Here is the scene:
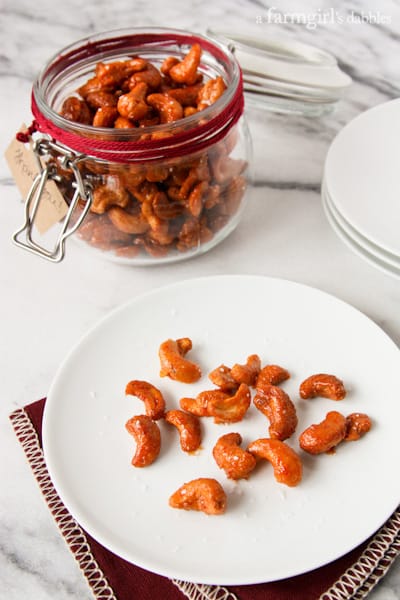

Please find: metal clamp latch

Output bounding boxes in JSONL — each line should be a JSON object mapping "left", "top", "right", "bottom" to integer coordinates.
{"left": 13, "top": 137, "right": 92, "bottom": 262}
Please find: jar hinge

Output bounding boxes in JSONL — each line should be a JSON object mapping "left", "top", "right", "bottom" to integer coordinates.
{"left": 12, "top": 137, "right": 92, "bottom": 262}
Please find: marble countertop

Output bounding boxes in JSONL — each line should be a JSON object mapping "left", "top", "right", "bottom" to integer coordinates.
{"left": 1, "top": 0, "right": 399, "bottom": 598}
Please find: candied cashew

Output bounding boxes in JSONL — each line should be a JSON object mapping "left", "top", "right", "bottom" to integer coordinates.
{"left": 78, "top": 213, "right": 132, "bottom": 249}
{"left": 208, "top": 364, "right": 238, "bottom": 392}
{"left": 159, "top": 338, "right": 201, "bottom": 383}
{"left": 179, "top": 156, "right": 210, "bottom": 199}
{"left": 344, "top": 413, "right": 372, "bottom": 441}
{"left": 184, "top": 106, "right": 198, "bottom": 117}
{"left": 85, "top": 90, "right": 117, "bottom": 109}
{"left": 160, "top": 55, "right": 179, "bottom": 75}
{"left": 247, "top": 438, "right": 303, "bottom": 487}
{"left": 231, "top": 354, "right": 261, "bottom": 387}
{"left": 167, "top": 84, "right": 203, "bottom": 106}
{"left": 108, "top": 205, "right": 150, "bottom": 234}
{"left": 78, "top": 76, "right": 110, "bottom": 98}
{"left": 169, "top": 477, "right": 226, "bottom": 515}
{"left": 165, "top": 409, "right": 202, "bottom": 452}
{"left": 129, "top": 62, "right": 162, "bottom": 90}
{"left": 95, "top": 59, "right": 147, "bottom": 88}
{"left": 91, "top": 179, "right": 130, "bottom": 214}
{"left": 256, "top": 364, "right": 290, "bottom": 390}
{"left": 60, "top": 97, "right": 92, "bottom": 124}
{"left": 213, "top": 432, "right": 256, "bottom": 480}
{"left": 114, "top": 116, "right": 135, "bottom": 128}
{"left": 254, "top": 385, "right": 298, "bottom": 441}
{"left": 125, "top": 380, "right": 166, "bottom": 420}
{"left": 204, "top": 184, "right": 220, "bottom": 209}
{"left": 180, "top": 386, "right": 250, "bottom": 424}
{"left": 187, "top": 180, "right": 208, "bottom": 217}
{"left": 141, "top": 201, "right": 174, "bottom": 246}
{"left": 197, "top": 76, "right": 226, "bottom": 110}
{"left": 299, "top": 374, "right": 346, "bottom": 400}
{"left": 152, "top": 191, "right": 184, "bottom": 219}
{"left": 299, "top": 411, "right": 347, "bottom": 454}
{"left": 145, "top": 166, "right": 169, "bottom": 183}
{"left": 117, "top": 82, "right": 149, "bottom": 121}
{"left": 209, "top": 383, "right": 251, "bottom": 424}
{"left": 180, "top": 389, "right": 229, "bottom": 417}
{"left": 147, "top": 93, "right": 184, "bottom": 123}
{"left": 125, "top": 415, "right": 161, "bottom": 467}
{"left": 169, "top": 43, "right": 202, "bottom": 85}
{"left": 92, "top": 106, "right": 119, "bottom": 127}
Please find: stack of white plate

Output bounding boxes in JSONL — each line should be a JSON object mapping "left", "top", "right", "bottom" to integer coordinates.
{"left": 323, "top": 99, "right": 400, "bottom": 279}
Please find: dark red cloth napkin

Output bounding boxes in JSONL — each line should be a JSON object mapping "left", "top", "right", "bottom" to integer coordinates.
{"left": 10, "top": 399, "right": 400, "bottom": 600}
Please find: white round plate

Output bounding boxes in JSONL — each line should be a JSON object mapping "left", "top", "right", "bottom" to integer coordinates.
{"left": 322, "top": 188, "right": 400, "bottom": 280}
{"left": 43, "top": 276, "right": 400, "bottom": 585}
{"left": 323, "top": 182, "right": 400, "bottom": 270}
{"left": 324, "top": 99, "right": 400, "bottom": 257}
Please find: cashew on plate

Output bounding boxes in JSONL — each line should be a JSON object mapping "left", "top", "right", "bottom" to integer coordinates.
{"left": 165, "top": 409, "right": 202, "bottom": 452}
{"left": 159, "top": 337, "right": 201, "bottom": 383}
{"left": 169, "top": 477, "right": 227, "bottom": 515}
{"left": 247, "top": 438, "right": 303, "bottom": 487}
{"left": 180, "top": 383, "right": 251, "bottom": 423}
{"left": 299, "top": 373, "right": 346, "bottom": 401}
{"left": 344, "top": 412, "right": 372, "bottom": 441}
{"left": 213, "top": 432, "right": 256, "bottom": 480}
{"left": 253, "top": 384, "right": 298, "bottom": 441}
{"left": 125, "top": 380, "right": 166, "bottom": 420}
{"left": 299, "top": 410, "right": 347, "bottom": 454}
{"left": 125, "top": 415, "right": 161, "bottom": 467}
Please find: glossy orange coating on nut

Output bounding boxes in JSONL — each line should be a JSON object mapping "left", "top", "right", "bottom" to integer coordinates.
{"left": 253, "top": 385, "right": 298, "bottom": 441}
{"left": 197, "top": 76, "right": 227, "bottom": 110}
{"left": 179, "top": 384, "right": 251, "bottom": 424}
{"left": 256, "top": 364, "right": 290, "bottom": 390}
{"left": 213, "top": 432, "right": 257, "bottom": 480}
{"left": 167, "top": 83, "right": 203, "bottom": 106}
{"left": 299, "top": 374, "right": 346, "bottom": 400}
{"left": 146, "top": 93, "right": 184, "bottom": 123}
{"left": 247, "top": 438, "right": 303, "bottom": 487}
{"left": 129, "top": 62, "right": 162, "bottom": 91}
{"left": 125, "top": 415, "right": 161, "bottom": 467}
{"left": 169, "top": 477, "right": 226, "bottom": 515}
{"left": 85, "top": 90, "right": 118, "bottom": 109}
{"left": 164, "top": 409, "right": 202, "bottom": 452}
{"left": 230, "top": 354, "right": 261, "bottom": 387}
{"left": 92, "top": 106, "right": 119, "bottom": 127}
{"left": 344, "top": 412, "right": 372, "bottom": 441}
{"left": 180, "top": 389, "right": 229, "bottom": 417}
{"left": 299, "top": 411, "right": 347, "bottom": 455}
{"left": 60, "top": 97, "right": 92, "bottom": 124}
{"left": 117, "top": 82, "right": 149, "bottom": 121}
{"left": 125, "top": 380, "right": 166, "bottom": 420}
{"left": 159, "top": 338, "right": 201, "bottom": 383}
{"left": 208, "top": 364, "right": 238, "bottom": 392}
{"left": 209, "top": 383, "right": 251, "bottom": 424}
{"left": 169, "top": 43, "right": 202, "bottom": 85}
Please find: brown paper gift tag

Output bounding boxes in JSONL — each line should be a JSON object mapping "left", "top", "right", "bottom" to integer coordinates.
{"left": 5, "top": 131, "right": 68, "bottom": 234}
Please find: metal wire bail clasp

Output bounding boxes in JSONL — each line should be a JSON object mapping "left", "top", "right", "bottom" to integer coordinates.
{"left": 12, "top": 137, "right": 92, "bottom": 262}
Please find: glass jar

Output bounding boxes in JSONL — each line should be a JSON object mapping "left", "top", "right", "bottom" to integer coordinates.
{"left": 15, "top": 28, "right": 251, "bottom": 264}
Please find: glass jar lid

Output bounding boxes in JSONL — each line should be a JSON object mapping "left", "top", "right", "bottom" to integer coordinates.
{"left": 208, "top": 30, "right": 352, "bottom": 115}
